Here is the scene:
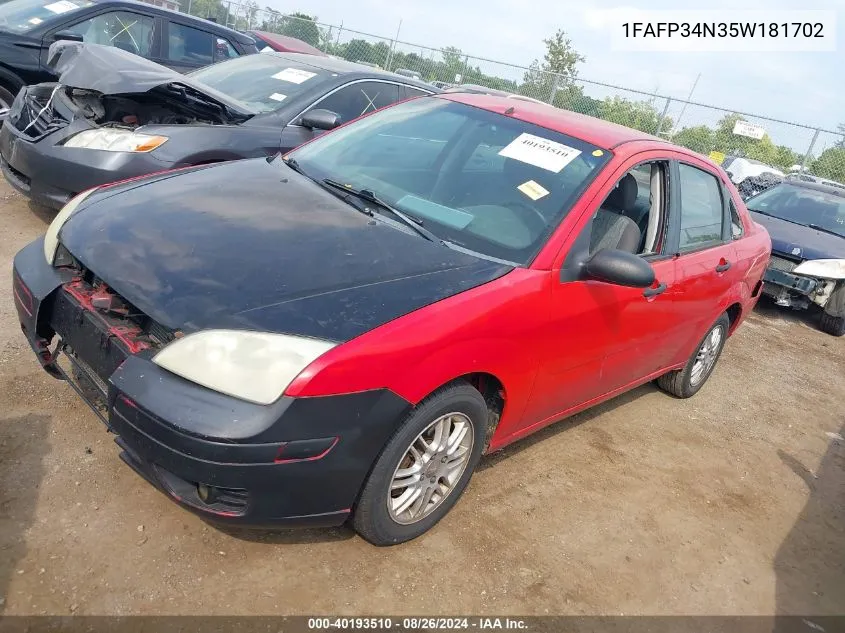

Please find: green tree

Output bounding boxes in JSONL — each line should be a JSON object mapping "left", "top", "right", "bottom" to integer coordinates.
{"left": 279, "top": 12, "right": 320, "bottom": 47}
{"left": 811, "top": 147, "right": 845, "bottom": 182}
{"left": 597, "top": 96, "right": 672, "bottom": 135}
{"left": 673, "top": 125, "right": 715, "bottom": 155}
{"left": 520, "top": 29, "right": 584, "bottom": 102}
{"left": 342, "top": 39, "right": 372, "bottom": 63}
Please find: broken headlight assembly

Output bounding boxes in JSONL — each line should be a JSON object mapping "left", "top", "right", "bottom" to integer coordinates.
{"left": 792, "top": 259, "right": 845, "bottom": 279}
{"left": 63, "top": 129, "right": 168, "bottom": 153}
{"left": 43, "top": 188, "right": 97, "bottom": 265}
{"left": 152, "top": 330, "right": 336, "bottom": 405}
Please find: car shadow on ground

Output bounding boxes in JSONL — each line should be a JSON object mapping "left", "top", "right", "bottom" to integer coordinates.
{"left": 26, "top": 200, "right": 55, "bottom": 226}
{"left": 754, "top": 296, "right": 823, "bottom": 332}
{"left": 213, "top": 523, "right": 356, "bottom": 545}
{"left": 0, "top": 414, "right": 51, "bottom": 613}
{"left": 478, "top": 383, "right": 656, "bottom": 471}
{"left": 773, "top": 422, "right": 845, "bottom": 622}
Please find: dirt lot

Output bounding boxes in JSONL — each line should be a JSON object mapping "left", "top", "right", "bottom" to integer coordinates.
{"left": 0, "top": 178, "right": 843, "bottom": 616}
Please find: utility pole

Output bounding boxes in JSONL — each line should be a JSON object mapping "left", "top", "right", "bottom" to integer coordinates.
{"left": 672, "top": 72, "right": 701, "bottom": 137}
{"left": 384, "top": 19, "right": 402, "bottom": 70}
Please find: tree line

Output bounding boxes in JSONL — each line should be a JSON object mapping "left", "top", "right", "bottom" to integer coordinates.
{"left": 182, "top": 0, "right": 845, "bottom": 183}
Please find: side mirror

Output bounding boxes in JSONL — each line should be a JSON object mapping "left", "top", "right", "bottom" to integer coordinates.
{"left": 52, "top": 30, "right": 84, "bottom": 43}
{"left": 581, "top": 249, "right": 655, "bottom": 288}
{"left": 300, "top": 108, "right": 341, "bottom": 131}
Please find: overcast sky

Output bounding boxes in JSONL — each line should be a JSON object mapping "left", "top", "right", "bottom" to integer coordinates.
{"left": 265, "top": 0, "right": 844, "bottom": 153}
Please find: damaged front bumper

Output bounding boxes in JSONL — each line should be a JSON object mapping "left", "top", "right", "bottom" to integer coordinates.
{"left": 0, "top": 86, "right": 175, "bottom": 210}
{"left": 12, "top": 237, "right": 412, "bottom": 528}
{"left": 761, "top": 267, "right": 818, "bottom": 309}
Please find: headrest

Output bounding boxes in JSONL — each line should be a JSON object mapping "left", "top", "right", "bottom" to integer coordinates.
{"left": 606, "top": 173, "right": 638, "bottom": 210}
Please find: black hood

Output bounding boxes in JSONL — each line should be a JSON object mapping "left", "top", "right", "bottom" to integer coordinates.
{"left": 750, "top": 211, "right": 845, "bottom": 260}
{"left": 47, "top": 40, "right": 254, "bottom": 117}
{"left": 59, "top": 159, "right": 512, "bottom": 342}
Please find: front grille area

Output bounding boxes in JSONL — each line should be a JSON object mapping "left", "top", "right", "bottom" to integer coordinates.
{"left": 50, "top": 261, "right": 177, "bottom": 387}
{"left": 12, "top": 89, "right": 68, "bottom": 140}
{"left": 769, "top": 255, "right": 800, "bottom": 273}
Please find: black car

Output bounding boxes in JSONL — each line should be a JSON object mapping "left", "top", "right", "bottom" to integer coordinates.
{"left": 0, "top": 0, "right": 257, "bottom": 112}
{"left": 0, "top": 43, "right": 436, "bottom": 209}
{"left": 748, "top": 179, "right": 845, "bottom": 335}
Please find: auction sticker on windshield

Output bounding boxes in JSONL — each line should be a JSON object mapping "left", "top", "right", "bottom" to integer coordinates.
{"left": 44, "top": 0, "right": 79, "bottom": 13}
{"left": 499, "top": 133, "right": 582, "bottom": 173}
{"left": 272, "top": 68, "right": 317, "bottom": 84}
{"left": 269, "top": 93, "right": 287, "bottom": 101}
{"left": 517, "top": 180, "right": 550, "bottom": 201}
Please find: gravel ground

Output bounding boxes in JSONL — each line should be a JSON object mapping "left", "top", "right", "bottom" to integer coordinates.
{"left": 0, "top": 179, "right": 843, "bottom": 615}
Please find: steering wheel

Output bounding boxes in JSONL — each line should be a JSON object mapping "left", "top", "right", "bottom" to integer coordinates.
{"left": 502, "top": 200, "right": 548, "bottom": 230}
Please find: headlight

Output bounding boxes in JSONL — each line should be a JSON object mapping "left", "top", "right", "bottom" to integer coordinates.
{"left": 152, "top": 330, "right": 336, "bottom": 405}
{"left": 793, "top": 259, "right": 845, "bottom": 280}
{"left": 63, "top": 129, "right": 168, "bottom": 152}
{"left": 43, "top": 188, "right": 97, "bottom": 265}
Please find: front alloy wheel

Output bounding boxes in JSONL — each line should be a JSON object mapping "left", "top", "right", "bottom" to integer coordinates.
{"left": 388, "top": 412, "right": 474, "bottom": 524}
{"left": 353, "top": 382, "right": 488, "bottom": 545}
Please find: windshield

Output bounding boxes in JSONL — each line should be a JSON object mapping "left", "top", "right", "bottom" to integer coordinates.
{"left": 289, "top": 98, "right": 612, "bottom": 264}
{"left": 188, "top": 54, "right": 330, "bottom": 114}
{"left": 0, "top": 0, "right": 92, "bottom": 33}
{"left": 747, "top": 183, "right": 845, "bottom": 238}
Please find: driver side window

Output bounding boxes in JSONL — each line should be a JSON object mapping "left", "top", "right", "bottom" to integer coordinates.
{"left": 64, "top": 11, "right": 155, "bottom": 57}
{"left": 582, "top": 161, "right": 668, "bottom": 257}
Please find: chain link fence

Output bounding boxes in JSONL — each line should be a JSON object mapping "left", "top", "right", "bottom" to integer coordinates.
{"left": 182, "top": 1, "right": 845, "bottom": 184}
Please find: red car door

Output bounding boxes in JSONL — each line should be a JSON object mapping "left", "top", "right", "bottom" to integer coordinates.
{"left": 519, "top": 154, "right": 684, "bottom": 430}
{"left": 667, "top": 160, "right": 741, "bottom": 358}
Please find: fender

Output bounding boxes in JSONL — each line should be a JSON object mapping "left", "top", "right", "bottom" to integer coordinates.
{"left": 286, "top": 268, "right": 550, "bottom": 431}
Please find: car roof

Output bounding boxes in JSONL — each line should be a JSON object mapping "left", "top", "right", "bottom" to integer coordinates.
{"left": 779, "top": 178, "right": 845, "bottom": 198}
{"left": 261, "top": 52, "right": 438, "bottom": 90}
{"left": 247, "top": 30, "right": 326, "bottom": 56}
{"left": 439, "top": 92, "right": 667, "bottom": 150}
{"left": 89, "top": 0, "right": 254, "bottom": 43}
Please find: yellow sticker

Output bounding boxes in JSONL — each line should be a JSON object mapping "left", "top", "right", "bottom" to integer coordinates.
{"left": 709, "top": 150, "right": 726, "bottom": 165}
{"left": 517, "top": 180, "right": 550, "bottom": 201}
{"left": 592, "top": 149, "right": 604, "bottom": 157}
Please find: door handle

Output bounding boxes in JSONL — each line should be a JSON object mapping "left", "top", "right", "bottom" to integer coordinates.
{"left": 643, "top": 282, "right": 667, "bottom": 298}
{"left": 715, "top": 259, "right": 732, "bottom": 273}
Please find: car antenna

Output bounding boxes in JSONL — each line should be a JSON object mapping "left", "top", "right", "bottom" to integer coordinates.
{"left": 504, "top": 106, "right": 515, "bottom": 115}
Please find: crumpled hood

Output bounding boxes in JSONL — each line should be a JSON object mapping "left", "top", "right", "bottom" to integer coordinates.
{"left": 751, "top": 211, "right": 845, "bottom": 261}
{"left": 47, "top": 40, "right": 254, "bottom": 116}
{"left": 59, "top": 158, "right": 512, "bottom": 342}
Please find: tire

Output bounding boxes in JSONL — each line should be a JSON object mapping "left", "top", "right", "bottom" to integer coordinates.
{"left": 657, "top": 312, "right": 730, "bottom": 399}
{"left": 819, "top": 309, "right": 845, "bottom": 336}
{"left": 353, "top": 382, "right": 488, "bottom": 546}
{"left": 0, "top": 84, "right": 16, "bottom": 113}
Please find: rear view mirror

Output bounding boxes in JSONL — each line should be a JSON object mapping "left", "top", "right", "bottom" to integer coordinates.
{"left": 300, "top": 108, "right": 341, "bottom": 131}
{"left": 581, "top": 249, "right": 655, "bottom": 288}
{"left": 52, "top": 30, "right": 84, "bottom": 43}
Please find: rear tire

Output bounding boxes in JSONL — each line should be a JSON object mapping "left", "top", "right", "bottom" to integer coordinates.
{"left": 352, "top": 382, "right": 487, "bottom": 546}
{"left": 657, "top": 313, "right": 730, "bottom": 399}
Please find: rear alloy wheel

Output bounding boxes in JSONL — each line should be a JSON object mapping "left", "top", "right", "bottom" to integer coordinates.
{"left": 657, "top": 313, "right": 730, "bottom": 398}
{"left": 353, "top": 382, "right": 487, "bottom": 546}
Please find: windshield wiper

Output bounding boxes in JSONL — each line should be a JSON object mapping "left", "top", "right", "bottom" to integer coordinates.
{"left": 808, "top": 223, "right": 845, "bottom": 239}
{"left": 322, "top": 179, "right": 442, "bottom": 244}
{"left": 283, "top": 156, "right": 307, "bottom": 176}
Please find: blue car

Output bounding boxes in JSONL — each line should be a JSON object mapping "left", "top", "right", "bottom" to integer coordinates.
{"left": 748, "top": 178, "right": 845, "bottom": 335}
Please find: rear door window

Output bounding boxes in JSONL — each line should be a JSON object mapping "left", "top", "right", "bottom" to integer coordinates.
{"left": 167, "top": 22, "right": 214, "bottom": 66}
{"left": 677, "top": 163, "right": 726, "bottom": 250}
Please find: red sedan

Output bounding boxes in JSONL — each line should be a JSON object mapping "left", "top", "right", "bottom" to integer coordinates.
{"left": 12, "top": 93, "right": 771, "bottom": 545}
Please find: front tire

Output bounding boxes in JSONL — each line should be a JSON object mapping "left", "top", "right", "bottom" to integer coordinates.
{"left": 819, "top": 309, "right": 845, "bottom": 336}
{"left": 657, "top": 312, "right": 730, "bottom": 398}
{"left": 0, "top": 84, "right": 15, "bottom": 114}
{"left": 353, "top": 382, "right": 487, "bottom": 546}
